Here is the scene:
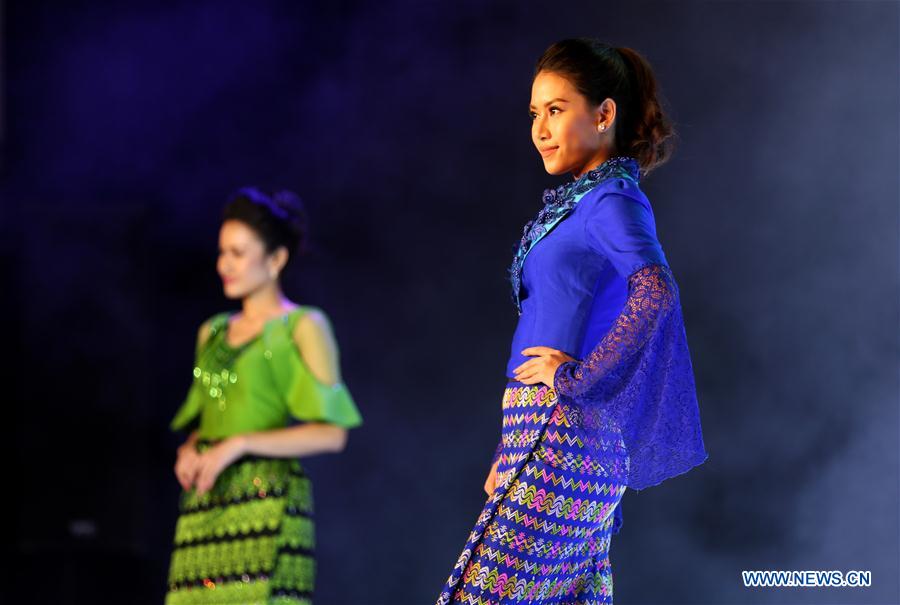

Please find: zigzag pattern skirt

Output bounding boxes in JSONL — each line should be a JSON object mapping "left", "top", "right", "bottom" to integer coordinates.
{"left": 165, "top": 440, "right": 315, "bottom": 605}
{"left": 437, "top": 380, "right": 629, "bottom": 605}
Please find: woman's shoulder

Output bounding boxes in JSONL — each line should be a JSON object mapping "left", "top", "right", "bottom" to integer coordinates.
{"left": 577, "top": 177, "right": 653, "bottom": 223}
{"left": 578, "top": 176, "right": 651, "bottom": 210}
{"left": 289, "top": 304, "right": 335, "bottom": 342}
{"left": 194, "top": 311, "right": 231, "bottom": 350}
{"left": 285, "top": 304, "right": 342, "bottom": 386}
{"left": 204, "top": 310, "right": 233, "bottom": 332}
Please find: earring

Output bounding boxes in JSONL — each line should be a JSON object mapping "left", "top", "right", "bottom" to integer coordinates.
{"left": 598, "top": 124, "right": 606, "bottom": 132}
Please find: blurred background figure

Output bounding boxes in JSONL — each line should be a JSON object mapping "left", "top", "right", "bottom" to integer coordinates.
{"left": 165, "top": 188, "right": 362, "bottom": 604}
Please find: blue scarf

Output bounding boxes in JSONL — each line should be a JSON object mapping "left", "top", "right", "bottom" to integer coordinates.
{"left": 508, "top": 155, "right": 641, "bottom": 314}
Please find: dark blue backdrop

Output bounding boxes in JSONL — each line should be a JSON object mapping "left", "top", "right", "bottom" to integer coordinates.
{"left": 3, "top": 1, "right": 898, "bottom": 604}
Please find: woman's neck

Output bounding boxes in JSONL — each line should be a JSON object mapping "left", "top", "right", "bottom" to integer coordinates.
{"left": 239, "top": 286, "right": 295, "bottom": 322}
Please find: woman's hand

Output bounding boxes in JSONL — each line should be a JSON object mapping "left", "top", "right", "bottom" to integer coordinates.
{"left": 484, "top": 458, "right": 500, "bottom": 496}
{"left": 194, "top": 436, "right": 247, "bottom": 496}
{"left": 174, "top": 435, "right": 202, "bottom": 491}
{"left": 514, "top": 346, "right": 577, "bottom": 388}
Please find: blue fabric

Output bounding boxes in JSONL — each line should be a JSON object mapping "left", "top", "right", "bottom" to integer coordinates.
{"left": 489, "top": 424, "right": 624, "bottom": 536}
{"left": 505, "top": 171, "right": 667, "bottom": 377}
{"left": 437, "top": 381, "right": 626, "bottom": 604}
{"left": 506, "top": 155, "right": 708, "bottom": 492}
{"left": 508, "top": 156, "right": 642, "bottom": 314}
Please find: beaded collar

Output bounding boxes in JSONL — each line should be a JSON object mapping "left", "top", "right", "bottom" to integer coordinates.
{"left": 508, "top": 155, "right": 641, "bottom": 315}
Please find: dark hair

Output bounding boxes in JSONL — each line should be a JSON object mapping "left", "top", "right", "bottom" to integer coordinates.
{"left": 222, "top": 187, "right": 309, "bottom": 267}
{"left": 535, "top": 38, "right": 675, "bottom": 176}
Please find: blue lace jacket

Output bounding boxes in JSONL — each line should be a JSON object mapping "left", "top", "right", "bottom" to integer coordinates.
{"left": 503, "top": 156, "right": 708, "bottom": 496}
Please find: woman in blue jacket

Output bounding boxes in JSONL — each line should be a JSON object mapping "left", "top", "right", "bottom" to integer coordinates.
{"left": 437, "top": 39, "right": 708, "bottom": 604}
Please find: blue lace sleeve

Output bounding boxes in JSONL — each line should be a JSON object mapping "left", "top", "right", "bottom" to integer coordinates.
{"left": 553, "top": 262, "right": 677, "bottom": 400}
{"left": 553, "top": 262, "right": 708, "bottom": 490}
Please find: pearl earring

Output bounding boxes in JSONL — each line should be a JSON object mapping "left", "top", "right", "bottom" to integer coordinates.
{"left": 598, "top": 124, "right": 606, "bottom": 132}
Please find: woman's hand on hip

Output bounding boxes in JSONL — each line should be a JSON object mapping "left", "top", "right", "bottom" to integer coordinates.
{"left": 514, "top": 346, "right": 577, "bottom": 388}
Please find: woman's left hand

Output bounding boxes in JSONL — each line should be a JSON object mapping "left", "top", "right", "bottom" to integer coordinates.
{"left": 194, "top": 436, "right": 247, "bottom": 496}
{"left": 514, "top": 346, "right": 577, "bottom": 388}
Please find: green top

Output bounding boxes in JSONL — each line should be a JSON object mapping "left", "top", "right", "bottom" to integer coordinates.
{"left": 170, "top": 306, "right": 363, "bottom": 439}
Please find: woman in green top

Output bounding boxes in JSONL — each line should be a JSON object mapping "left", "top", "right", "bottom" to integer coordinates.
{"left": 165, "top": 188, "right": 363, "bottom": 605}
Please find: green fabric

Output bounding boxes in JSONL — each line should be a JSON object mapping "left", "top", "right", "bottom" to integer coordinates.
{"left": 170, "top": 306, "right": 363, "bottom": 439}
{"left": 165, "top": 444, "right": 315, "bottom": 604}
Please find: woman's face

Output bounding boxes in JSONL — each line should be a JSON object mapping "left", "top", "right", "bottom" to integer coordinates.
{"left": 216, "top": 219, "right": 282, "bottom": 299}
{"left": 529, "top": 70, "right": 616, "bottom": 178}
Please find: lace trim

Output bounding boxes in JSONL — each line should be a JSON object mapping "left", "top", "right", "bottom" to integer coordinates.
{"left": 553, "top": 263, "right": 676, "bottom": 400}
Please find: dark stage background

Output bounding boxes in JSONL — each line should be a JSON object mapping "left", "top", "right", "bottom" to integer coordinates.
{"left": 2, "top": 1, "right": 898, "bottom": 604}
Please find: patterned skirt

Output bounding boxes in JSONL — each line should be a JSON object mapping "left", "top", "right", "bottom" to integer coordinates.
{"left": 165, "top": 440, "right": 315, "bottom": 605}
{"left": 437, "top": 380, "right": 629, "bottom": 605}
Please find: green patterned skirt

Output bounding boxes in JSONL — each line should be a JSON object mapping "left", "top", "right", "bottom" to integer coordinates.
{"left": 165, "top": 441, "right": 315, "bottom": 605}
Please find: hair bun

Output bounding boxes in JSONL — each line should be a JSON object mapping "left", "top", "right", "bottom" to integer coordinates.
{"left": 271, "top": 190, "right": 304, "bottom": 218}
{"left": 271, "top": 190, "right": 309, "bottom": 256}
{"left": 222, "top": 186, "right": 311, "bottom": 265}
